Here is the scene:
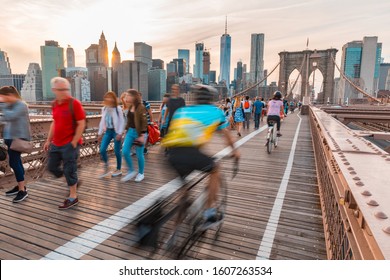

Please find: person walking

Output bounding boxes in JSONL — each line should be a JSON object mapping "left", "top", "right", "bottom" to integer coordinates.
{"left": 0, "top": 86, "right": 31, "bottom": 203}
{"left": 252, "top": 97, "right": 265, "bottom": 130}
{"left": 158, "top": 93, "right": 170, "bottom": 138}
{"left": 241, "top": 96, "right": 252, "bottom": 129}
{"left": 43, "top": 77, "right": 86, "bottom": 210}
{"left": 140, "top": 92, "right": 153, "bottom": 155}
{"left": 121, "top": 89, "right": 148, "bottom": 183}
{"left": 162, "top": 84, "right": 186, "bottom": 130}
{"left": 233, "top": 97, "right": 244, "bottom": 137}
{"left": 97, "top": 91, "right": 125, "bottom": 178}
{"left": 261, "top": 97, "right": 267, "bottom": 121}
{"left": 120, "top": 91, "right": 130, "bottom": 118}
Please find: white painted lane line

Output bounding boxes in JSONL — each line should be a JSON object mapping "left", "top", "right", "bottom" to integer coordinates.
{"left": 43, "top": 125, "right": 268, "bottom": 260}
{"left": 256, "top": 113, "right": 302, "bottom": 260}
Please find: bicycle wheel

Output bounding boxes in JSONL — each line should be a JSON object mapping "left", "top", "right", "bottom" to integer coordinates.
{"left": 267, "top": 129, "right": 273, "bottom": 154}
{"left": 176, "top": 173, "right": 228, "bottom": 259}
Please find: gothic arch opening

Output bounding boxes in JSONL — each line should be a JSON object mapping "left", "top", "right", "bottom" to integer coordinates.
{"left": 308, "top": 68, "right": 324, "bottom": 101}
{"left": 287, "top": 68, "right": 302, "bottom": 99}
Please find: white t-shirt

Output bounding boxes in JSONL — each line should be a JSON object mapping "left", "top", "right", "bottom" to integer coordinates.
{"left": 241, "top": 100, "right": 252, "bottom": 113}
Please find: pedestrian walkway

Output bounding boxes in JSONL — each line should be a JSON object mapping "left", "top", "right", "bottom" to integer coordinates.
{"left": 0, "top": 112, "right": 326, "bottom": 260}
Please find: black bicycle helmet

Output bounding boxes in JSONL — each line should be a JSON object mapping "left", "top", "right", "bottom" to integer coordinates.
{"left": 191, "top": 84, "right": 218, "bottom": 104}
{"left": 273, "top": 91, "right": 282, "bottom": 100}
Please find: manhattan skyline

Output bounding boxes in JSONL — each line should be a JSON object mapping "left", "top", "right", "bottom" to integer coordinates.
{"left": 1, "top": 0, "right": 390, "bottom": 83}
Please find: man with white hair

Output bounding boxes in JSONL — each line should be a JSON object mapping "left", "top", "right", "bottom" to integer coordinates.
{"left": 43, "top": 77, "right": 86, "bottom": 210}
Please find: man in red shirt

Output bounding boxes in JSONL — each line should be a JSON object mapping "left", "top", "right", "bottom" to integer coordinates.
{"left": 43, "top": 77, "right": 86, "bottom": 210}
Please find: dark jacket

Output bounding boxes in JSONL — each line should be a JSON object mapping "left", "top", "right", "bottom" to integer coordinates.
{"left": 126, "top": 103, "right": 148, "bottom": 136}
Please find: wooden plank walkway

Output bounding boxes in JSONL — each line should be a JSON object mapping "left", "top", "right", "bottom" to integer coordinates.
{"left": 0, "top": 113, "right": 327, "bottom": 260}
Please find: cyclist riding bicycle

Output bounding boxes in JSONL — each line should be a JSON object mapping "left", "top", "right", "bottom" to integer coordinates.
{"left": 162, "top": 84, "right": 240, "bottom": 223}
{"left": 267, "top": 91, "right": 285, "bottom": 137}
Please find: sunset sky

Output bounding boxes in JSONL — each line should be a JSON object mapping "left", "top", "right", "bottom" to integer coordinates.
{"left": 1, "top": 0, "right": 389, "bottom": 83}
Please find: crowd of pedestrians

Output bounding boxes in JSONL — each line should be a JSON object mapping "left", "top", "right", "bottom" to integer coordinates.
{"left": 1, "top": 78, "right": 298, "bottom": 210}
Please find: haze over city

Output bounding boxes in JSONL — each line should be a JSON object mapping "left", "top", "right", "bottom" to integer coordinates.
{"left": 1, "top": 0, "right": 390, "bottom": 81}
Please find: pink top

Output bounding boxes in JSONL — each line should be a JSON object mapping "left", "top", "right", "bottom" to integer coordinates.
{"left": 267, "top": 100, "right": 284, "bottom": 116}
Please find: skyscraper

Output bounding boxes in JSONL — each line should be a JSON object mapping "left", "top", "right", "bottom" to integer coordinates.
{"left": 219, "top": 17, "right": 231, "bottom": 86}
{"left": 66, "top": 45, "right": 75, "bottom": 68}
{"left": 209, "top": 71, "right": 216, "bottom": 84}
{"left": 0, "top": 74, "right": 25, "bottom": 92}
{"left": 111, "top": 42, "right": 121, "bottom": 70}
{"left": 173, "top": 58, "right": 186, "bottom": 77}
{"left": 0, "top": 49, "right": 11, "bottom": 75}
{"left": 117, "top": 60, "right": 148, "bottom": 98}
{"left": 378, "top": 63, "right": 390, "bottom": 90}
{"left": 203, "top": 50, "right": 211, "bottom": 85}
{"left": 250, "top": 33, "right": 265, "bottom": 85}
{"left": 152, "top": 59, "right": 164, "bottom": 70}
{"left": 40, "top": 40, "right": 64, "bottom": 100}
{"left": 85, "top": 32, "right": 110, "bottom": 100}
{"left": 98, "top": 31, "right": 109, "bottom": 67}
{"left": 148, "top": 68, "right": 167, "bottom": 101}
{"left": 20, "top": 63, "right": 43, "bottom": 102}
{"left": 111, "top": 42, "right": 121, "bottom": 94}
{"left": 134, "top": 42, "right": 152, "bottom": 69}
{"left": 339, "top": 36, "right": 382, "bottom": 101}
{"left": 194, "top": 43, "right": 204, "bottom": 80}
{"left": 178, "top": 49, "right": 190, "bottom": 73}
{"left": 167, "top": 62, "right": 177, "bottom": 75}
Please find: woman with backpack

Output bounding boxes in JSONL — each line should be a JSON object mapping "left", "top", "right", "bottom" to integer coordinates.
{"left": 241, "top": 95, "right": 252, "bottom": 129}
{"left": 0, "top": 86, "right": 31, "bottom": 203}
{"left": 97, "top": 91, "right": 125, "bottom": 178}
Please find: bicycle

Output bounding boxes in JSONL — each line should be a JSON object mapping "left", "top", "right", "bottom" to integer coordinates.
{"left": 132, "top": 157, "right": 239, "bottom": 259}
{"left": 266, "top": 120, "right": 279, "bottom": 154}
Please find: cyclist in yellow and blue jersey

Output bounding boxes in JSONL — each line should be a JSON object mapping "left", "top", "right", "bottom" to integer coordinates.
{"left": 162, "top": 84, "right": 240, "bottom": 222}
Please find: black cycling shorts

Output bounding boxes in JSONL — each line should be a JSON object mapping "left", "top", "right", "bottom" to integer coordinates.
{"left": 168, "top": 147, "right": 216, "bottom": 178}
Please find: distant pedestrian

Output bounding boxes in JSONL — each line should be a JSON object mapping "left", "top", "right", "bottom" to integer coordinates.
{"left": 158, "top": 93, "right": 170, "bottom": 138}
{"left": 97, "top": 91, "right": 125, "bottom": 178}
{"left": 43, "top": 77, "right": 86, "bottom": 210}
{"left": 241, "top": 96, "right": 252, "bottom": 129}
{"left": 121, "top": 89, "right": 148, "bottom": 183}
{"left": 233, "top": 97, "right": 244, "bottom": 137}
{"left": 140, "top": 92, "right": 153, "bottom": 155}
{"left": 283, "top": 99, "right": 288, "bottom": 115}
{"left": 252, "top": 97, "right": 265, "bottom": 129}
{"left": 162, "top": 84, "right": 186, "bottom": 130}
{"left": 261, "top": 97, "right": 267, "bottom": 121}
{"left": 224, "top": 98, "right": 233, "bottom": 128}
{"left": 0, "top": 86, "right": 31, "bottom": 203}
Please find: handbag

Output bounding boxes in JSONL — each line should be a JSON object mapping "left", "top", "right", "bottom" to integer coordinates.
{"left": 10, "top": 138, "right": 34, "bottom": 154}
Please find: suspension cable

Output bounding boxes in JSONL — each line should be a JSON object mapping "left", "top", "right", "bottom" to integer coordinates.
{"left": 231, "top": 57, "right": 283, "bottom": 98}
{"left": 331, "top": 55, "right": 382, "bottom": 104}
{"left": 285, "top": 54, "right": 306, "bottom": 99}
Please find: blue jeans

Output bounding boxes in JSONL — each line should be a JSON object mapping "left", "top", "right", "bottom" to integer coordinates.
{"left": 48, "top": 143, "right": 80, "bottom": 186}
{"left": 100, "top": 129, "right": 122, "bottom": 170}
{"left": 122, "top": 128, "right": 145, "bottom": 174}
{"left": 254, "top": 113, "right": 261, "bottom": 129}
{"left": 4, "top": 139, "right": 25, "bottom": 182}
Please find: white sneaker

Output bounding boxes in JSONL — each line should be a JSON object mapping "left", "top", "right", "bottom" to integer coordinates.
{"left": 135, "top": 173, "right": 145, "bottom": 182}
{"left": 112, "top": 169, "right": 122, "bottom": 177}
{"left": 121, "top": 171, "right": 137, "bottom": 182}
{"left": 99, "top": 168, "right": 111, "bottom": 179}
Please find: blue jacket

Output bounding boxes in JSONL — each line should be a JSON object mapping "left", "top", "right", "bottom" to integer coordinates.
{"left": 0, "top": 100, "right": 31, "bottom": 140}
